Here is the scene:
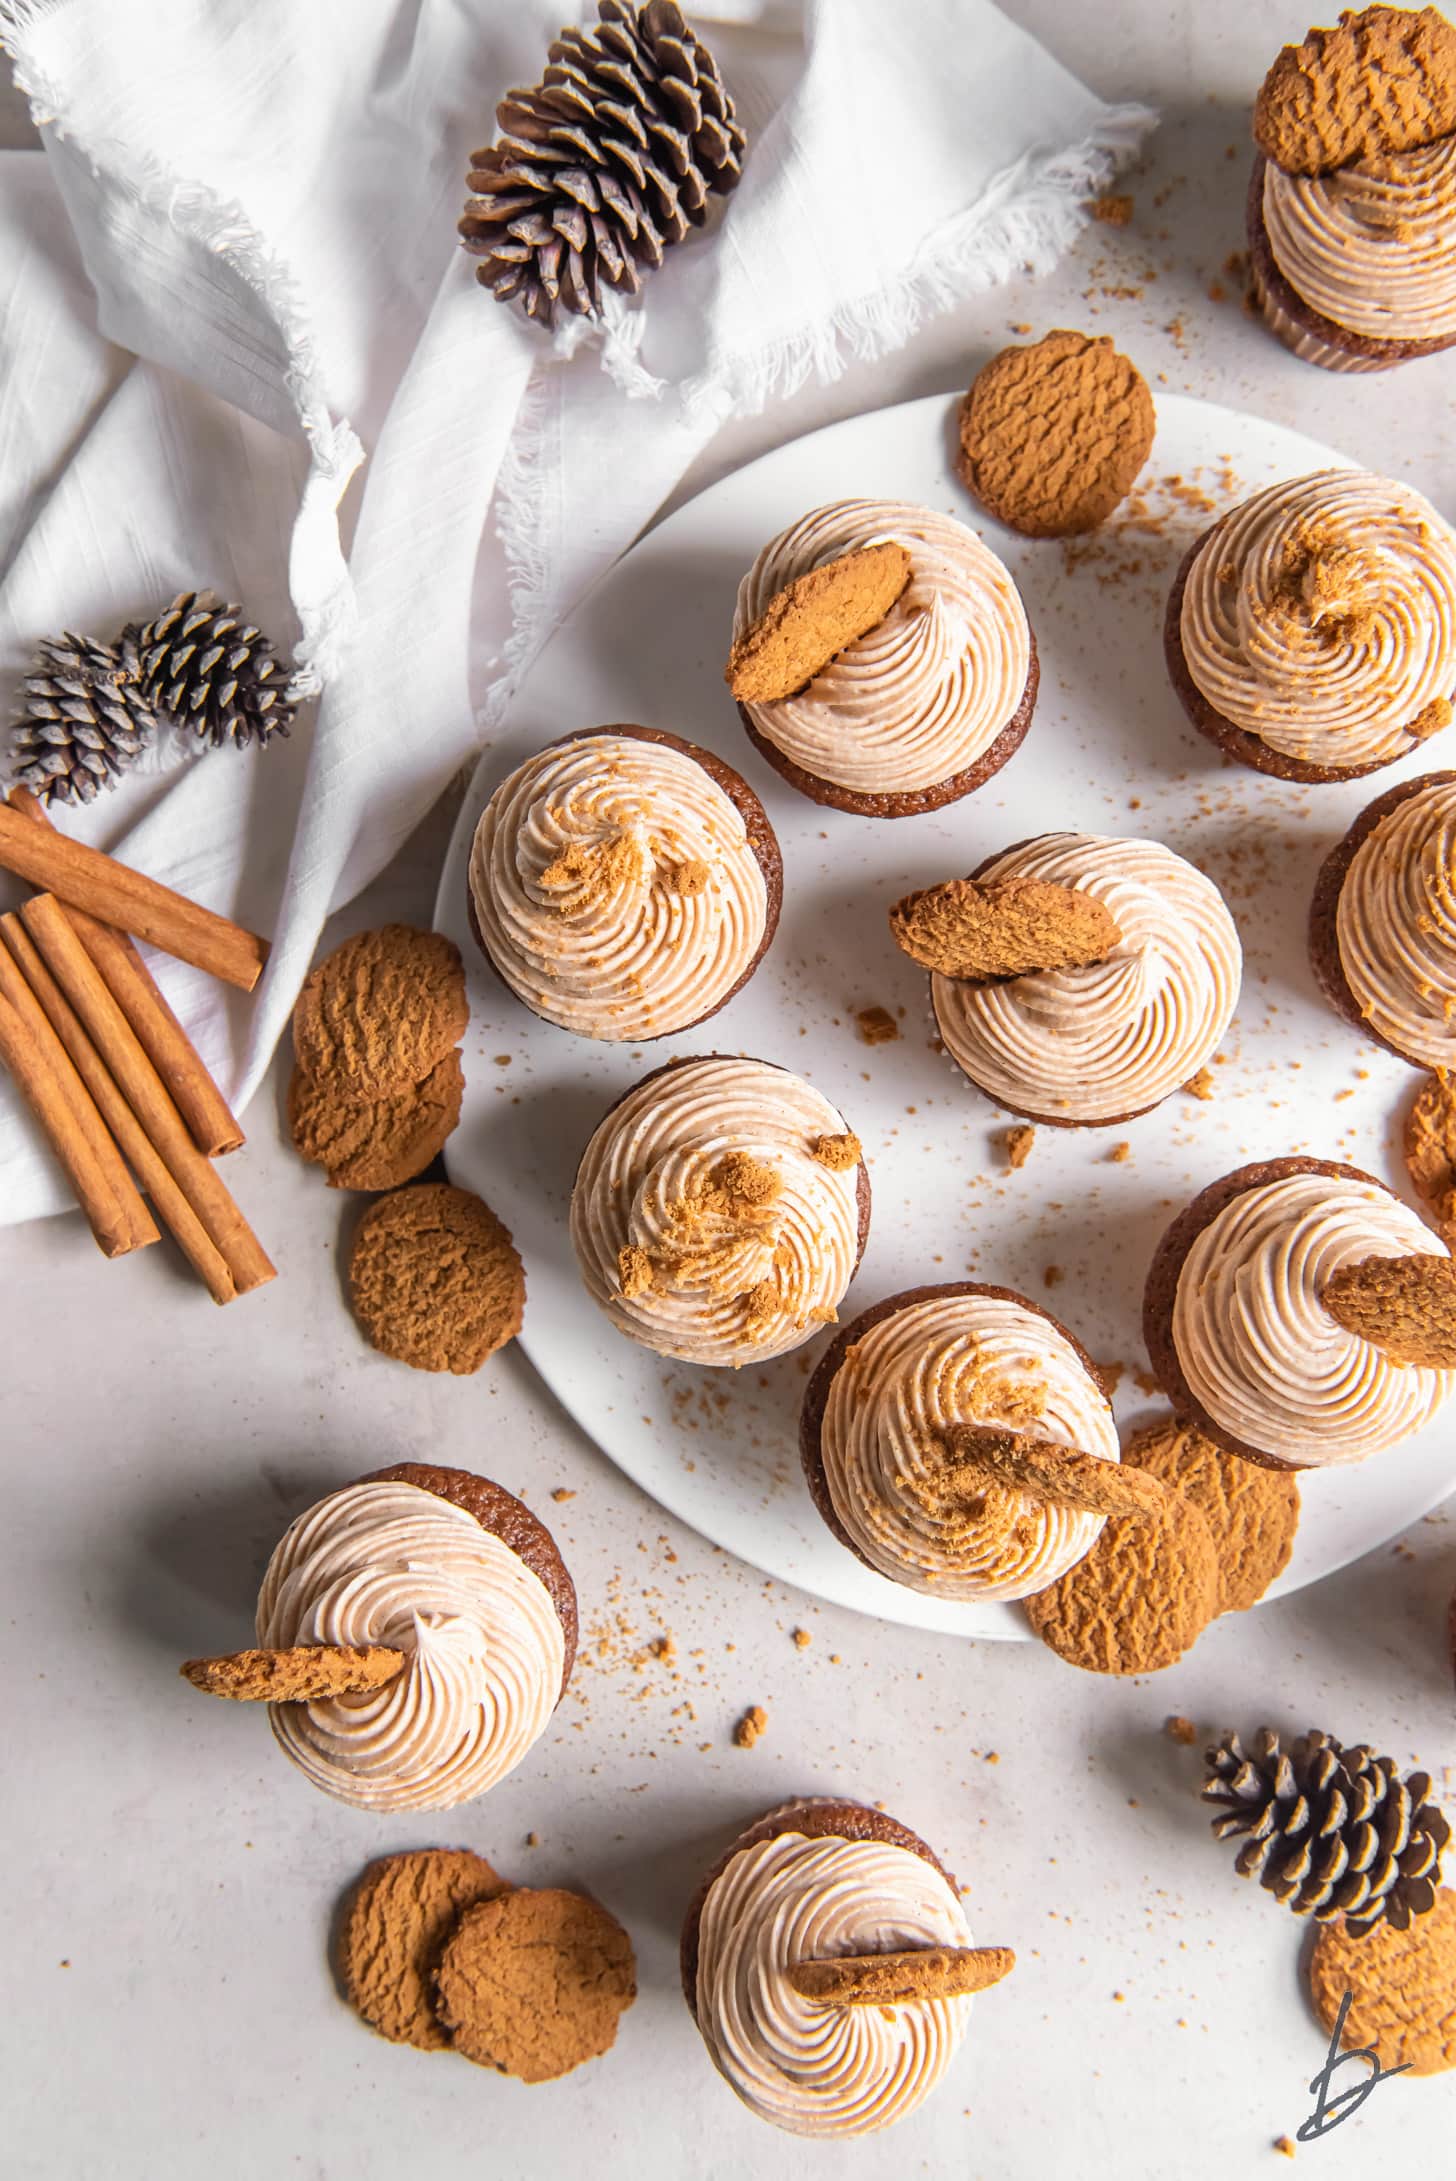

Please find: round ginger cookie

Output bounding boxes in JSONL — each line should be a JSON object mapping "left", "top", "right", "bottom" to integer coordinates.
{"left": 348, "top": 1183, "right": 524, "bottom": 1375}
{"left": 1023, "top": 1487, "right": 1219, "bottom": 1674}
{"left": 293, "top": 924, "right": 468, "bottom": 1099}
{"left": 433, "top": 1887, "right": 636, "bottom": 2082}
{"left": 340, "top": 1848, "right": 509, "bottom": 2051}
{"left": 957, "top": 329, "right": 1154, "bottom": 538}
{"left": 1309, "top": 1888, "right": 1456, "bottom": 2076}
{"left": 1124, "top": 1415, "right": 1300, "bottom": 1615}
{"left": 289, "top": 1048, "right": 464, "bottom": 1191}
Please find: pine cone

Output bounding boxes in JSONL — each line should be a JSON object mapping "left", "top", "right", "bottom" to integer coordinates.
{"left": 8, "top": 629, "right": 157, "bottom": 806}
{"left": 139, "top": 592, "right": 294, "bottom": 751}
{"left": 1204, "top": 1727, "right": 1450, "bottom": 1936}
{"left": 460, "top": 0, "right": 746, "bottom": 328}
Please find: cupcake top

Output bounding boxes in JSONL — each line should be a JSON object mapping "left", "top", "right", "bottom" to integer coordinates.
{"left": 256, "top": 1479, "right": 565, "bottom": 1810}
{"left": 732, "top": 498, "right": 1031, "bottom": 797}
{"left": 469, "top": 730, "right": 771, "bottom": 1042}
{"left": 816, "top": 1288, "right": 1120, "bottom": 1600}
{"left": 1261, "top": 137, "right": 1456, "bottom": 344}
{"left": 1335, "top": 773, "right": 1456, "bottom": 1067}
{"left": 1180, "top": 469, "right": 1456, "bottom": 771}
{"left": 931, "top": 834, "right": 1241, "bottom": 1125}
{"left": 693, "top": 1828, "right": 973, "bottom": 2136}
{"left": 571, "top": 1056, "right": 864, "bottom": 1367}
{"left": 1171, "top": 1172, "right": 1456, "bottom": 1464}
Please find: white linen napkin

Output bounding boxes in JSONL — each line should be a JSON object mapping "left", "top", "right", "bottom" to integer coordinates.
{"left": 0, "top": 0, "right": 1153, "bottom": 1226}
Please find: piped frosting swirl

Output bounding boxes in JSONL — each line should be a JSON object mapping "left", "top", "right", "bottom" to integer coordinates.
{"left": 1336, "top": 775, "right": 1456, "bottom": 1067}
{"left": 255, "top": 1480, "right": 565, "bottom": 1810}
{"left": 818, "top": 1290, "right": 1119, "bottom": 1599}
{"left": 932, "top": 833, "right": 1241, "bottom": 1124}
{"left": 1263, "top": 139, "right": 1456, "bottom": 344}
{"left": 733, "top": 499, "right": 1031, "bottom": 795}
{"left": 1180, "top": 469, "right": 1456, "bottom": 769}
{"left": 1171, "top": 1172, "right": 1456, "bottom": 1465}
{"left": 469, "top": 732, "right": 770, "bottom": 1042}
{"left": 694, "top": 1830, "right": 974, "bottom": 2137}
{"left": 571, "top": 1057, "right": 863, "bottom": 1367}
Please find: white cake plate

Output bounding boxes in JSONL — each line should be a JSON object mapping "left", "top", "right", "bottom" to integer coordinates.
{"left": 436, "top": 389, "right": 1456, "bottom": 1638}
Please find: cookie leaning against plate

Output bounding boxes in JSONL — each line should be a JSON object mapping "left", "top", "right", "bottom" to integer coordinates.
{"left": 293, "top": 924, "right": 469, "bottom": 1097}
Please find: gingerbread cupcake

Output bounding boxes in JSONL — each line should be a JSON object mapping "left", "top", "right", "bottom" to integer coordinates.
{"left": 1166, "top": 469, "right": 1456, "bottom": 781}
{"left": 467, "top": 726, "right": 781, "bottom": 1042}
{"left": 253, "top": 1464, "right": 576, "bottom": 1810}
{"left": 1248, "top": 8, "right": 1456, "bottom": 373}
{"left": 897, "top": 833, "right": 1241, "bottom": 1127}
{"left": 800, "top": 1282, "right": 1121, "bottom": 1601}
{"left": 727, "top": 498, "right": 1037, "bottom": 817}
{"left": 1143, "top": 1156, "right": 1456, "bottom": 1469}
{"left": 570, "top": 1054, "right": 868, "bottom": 1368}
{"left": 681, "top": 1797, "right": 1012, "bottom": 2138}
{"left": 1310, "top": 769, "right": 1456, "bottom": 1067}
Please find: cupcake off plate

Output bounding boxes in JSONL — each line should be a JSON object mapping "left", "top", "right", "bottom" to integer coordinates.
{"left": 436, "top": 390, "right": 1456, "bottom": 1640}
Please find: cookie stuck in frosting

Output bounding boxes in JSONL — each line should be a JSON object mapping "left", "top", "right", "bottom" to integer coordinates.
{"left": 786, "top": 1945, "right": 1014, "bottom": 2007}
{"left": 725, "top": 540, "right": 912, "bottom": 703}
{"left": 933, "top": 1426, "right": 1169, "bottom": 1522}
{"left": 1321, "top": 1250, "right": 1456, "bottom": 1366}
{"left": 1405, "top": 1072, "right": 1456, "bottom": 1236}
{"left": 1254, "top": 7, "right": 1456, "bottom": 177}
{"left": 180, "top": 1642, "right": 405, "bottom": 1701}
{"left": 889, "top": 872, "right": 1120, "bottom": 980}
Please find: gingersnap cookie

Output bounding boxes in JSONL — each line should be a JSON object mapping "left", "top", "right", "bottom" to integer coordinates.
{"left": 1309, "top": 1886, "right": 1456, "bottom": 2076}
{"left": 288, "top": 1048, "right": 463, "bottom": 1191}
{"left": 888, "top": 873, "right": 1120, "bottom": 980}
{"left": 1124, "top": 1416, "right": 1300, "bottom": 1614}
{"left": 293, "top": 925, "right": 468, "bottom": 1099}
{"left": 725, "top": 542, "right": 913, "bottom": 703}
{"left": 956, "top": 330, "right": 1154, "bottom": 538}
{"left": 179, "top": 1643, "right": 405, "bottom": 1701}
{"left": 433, "top": 1888, "right": 636, "bottom": 2083}
{"left": 1405, "top": 1073, "right": 1456, "bottom": 1239}
{"left": 348, "top": 1183, "right": 524, "bottom": 1375}
{"left": 340, "top": 1848, "right": 508, "bottom": 2051}
{"left": 1255, "top": 7, "right": 1456, "bottom": 176}
{"left": 1023, "top": 1486, "right": 1220, "bottom": 1674}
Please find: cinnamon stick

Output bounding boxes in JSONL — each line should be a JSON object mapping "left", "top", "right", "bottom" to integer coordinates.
{"left": 18, "top": 894, "right": 276, "bottom": 1298}
{"left": 0, "top": 799, "right": 268, "bottom": 991}
{"left": 0, "top": 915, "right": 239, "bottom": 1303}
{"left": 8, "top": 790, "right": 244, "bottom": 1156}
{"left": 0, "top": 978, "right": 155, "bottom": 1258}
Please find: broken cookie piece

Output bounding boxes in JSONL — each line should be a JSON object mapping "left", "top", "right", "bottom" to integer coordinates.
{"left": 889, "top": 873, "right": 1121, "bottom": 980}
{"left": 725, "top": 541, "right": 913, "bottom": 704}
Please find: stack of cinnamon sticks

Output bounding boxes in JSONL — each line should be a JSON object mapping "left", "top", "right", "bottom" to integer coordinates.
{"left": 0, "top": 788, "right": 275, "bottom": 1302}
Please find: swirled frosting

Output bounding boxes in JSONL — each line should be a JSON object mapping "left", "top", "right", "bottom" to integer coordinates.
{"left": 571, "top": 1057, "right": 863, "bottom": 1367}
{"left": 818, "top": 1290, "right": 1119, "bottom": 1599}
{"left": 1263, "top": 139, "right": 1456, "bottom": 344}
{"left": 1171, "top": 1173, "right": 1456, "bottom": 1465}
{"left": 931, "top": 834, "right": 1241, "bottom": 1124}
{"left": 1180, "top": 469, "right": 1456, "bottom": 769}
{"left": 694, "top": 1830, "right": 974, "bottom": 2137}
{"left": 255, "top": 1480, "right": 565, "bottom": 1810}
{"left": 1336, "top": 776, "right": 1456, "bottom": 1067}
{"left": 468, "top": 732, "right": 770, "bottom": 1042}
{"left": 733, "top": 499, "right": 1031, "bottom": 795}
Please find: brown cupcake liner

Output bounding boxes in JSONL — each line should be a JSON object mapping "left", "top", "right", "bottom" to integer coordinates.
{"left": 1309, "top": 770, "right": 1456, "bottom": 1068}
{"left": 1140, "top": 1154, "right": 1390, "bottom": 1473}
{"left": 466, "top": 724, "right": 783, "bottom": 1040}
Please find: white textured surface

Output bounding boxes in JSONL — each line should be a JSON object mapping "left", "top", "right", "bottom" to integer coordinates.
{"left": 4, "top": 11, "right": 1456, "bottom": 2181}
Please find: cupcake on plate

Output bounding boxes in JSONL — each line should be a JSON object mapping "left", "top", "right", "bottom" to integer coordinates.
{"left": 1166, "top": 469, "right": 1456, "bottom": 782}
{"left": 1247, "top": 7, "right": 1456, "bottom": 374}
{"left": 727, "top": 498, "right": 1037, "bottom": 817}
{"left": 681, "top": 1797, "right": 1012, "bottom": 2138}
{"left": 1143, "top": 1156, "right": 1456, "bottom": 1469}
{"left": 467, "top": 726, "right": 781, "bottom": 1042}
{"left": 800, "top": 1281, "right": 1120, "bottom": 1601}
{"left": 894, "top": 833, "right": 1241, "bottom": 1127}
{"left": 571, "top": 1055, "right": 869, "bottom": 1367}
{"left": 253, "top": 1464, "right": 576, "bottom": 1810}
{"left": 1310, "top": 769, "right": 1456, "bottom": 1067}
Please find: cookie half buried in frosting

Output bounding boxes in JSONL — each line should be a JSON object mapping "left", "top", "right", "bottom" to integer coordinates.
{"left": 800, "top": 1282, "right": 1120, "bottom": 1601}
{"left": 1166, "top": 469, "right": 1456, "bottom": 783}
{"left": 925, "top": 833, "right": 1241, "bottom": 1126}
{"left": 681, "top": 1797, "right": 988, "bottom": 2137}
{"left": 255, "top": 1464, "right": 575, "bottom": 1811}
{"left": 730, "top": 497, "right": 1037, "bottom": 817}
{"left": 570, "top": 1054, "right": 869, "bottom": 1367}
{"left": 467, "top": 726, "right": 781, "bottom": 1042}
{"left": 1310, "top": 769, "right": 1456, "bottom": 1068}
{"left": 1143, "top": 1156, "right": 1456, "bottom": 1469}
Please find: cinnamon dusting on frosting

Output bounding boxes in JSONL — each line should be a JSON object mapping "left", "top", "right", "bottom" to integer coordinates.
{"left": 617, "top": 1244, "right": 655, "bottom": 1299}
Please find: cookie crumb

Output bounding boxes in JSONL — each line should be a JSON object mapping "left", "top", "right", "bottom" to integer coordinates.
{"left": 526, "top": 1833, "right": 539, "bottom": 1847}
{"left": 1165, "top": 1715, "right": 1197, "bottom": 1746}
{"left": 551, "top": 1487, "right": 576, "bottom": 1502}
{"left": 1411, "top": 696, "right": 1454, "bottom": 742}
{"left": 856, "top": 1005, "right": 900, "bottom": 1046}
{"left": 1274, "top": 2138, "right": 1295, "bottom": 2159}
{"left": 1005, "top": 1125, "right": 1035, "bottom": 1172}
{"left": 1110, "top": 1141, "right": 1131, "bottom": 1164}
{"left": 670, "top": 859, "right": 712, "bottom": 895}
{"left": 810, "top": 1131, "right": 862, "bottom": 1171}
{"left": 791, "top": 1628, "right": 812, "bottom": 1649}
{"left": 1090, "top": 192, "right": 1133, "bottom": 225}
{"left": 1184, "top": 1067, "right": 1215, "bottom": 1101}
{"left": 1043, "top": 1264, "right": 1063, "bottom": 1289}
{"left": 733, "top": 1704, "right": 768, "bottom": 1749}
